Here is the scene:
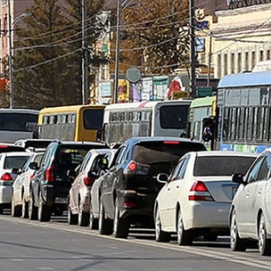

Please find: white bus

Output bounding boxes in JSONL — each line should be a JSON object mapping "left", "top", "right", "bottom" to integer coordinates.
{"left": 0, "top": 108, "right": 39, "bottom": 143}
{"left": 102, "top": 100, "right": 192, "bottom": 145}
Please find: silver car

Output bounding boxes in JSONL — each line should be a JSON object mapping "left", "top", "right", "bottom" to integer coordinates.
{"left": 230, "top": 148, "right": 271, "bottom": 256}
{"left": 11, "top": 151, "right": 44, "bottom": 217}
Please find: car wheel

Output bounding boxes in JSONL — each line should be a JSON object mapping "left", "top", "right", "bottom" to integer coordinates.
{"left": 177, "top": 209, "right": 192, "bottom": 246}
{"left": 67, "top": 204, "right": 78, "bottom": 225}
{"left": 230, "top": 209, "right": 246, "bottom": 252}
{"left": 258, "top": 213, "right": 271, "bottom": 256}
{"left": 0, "top": 204, "right": 3, "bottom": 214}
{"left": 89, "top": 209, "right": 98, "bottom": 230}
{"left": 21, "top": 197, "right": 29, "bottom": 219}
{"left": 98, "top": 201, "right": 113, "bottom": 235}
{"left": 38, "top": 191, "right": 51, "bottom": 222}
{"left": 155, "top": 209, "right": 171, "bottom": 242}
{"left": 78, "top": 200, "right": 89, "bottom": 227}
{"left": 113, "top": 199, "right": 129, "bottom": 238}
{"left": 11, "top": 195, "right": 21, "bottom": 217}
{"left": 28, "top": 193, "right": 38, "bottom": 220}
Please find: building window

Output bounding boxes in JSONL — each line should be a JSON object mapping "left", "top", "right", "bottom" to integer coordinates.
{"left": 237, "top": 52, "right": 241, "bottom": 73}
{"left": 231, "top": 53, "right": 235, "bottom": 74}
{"left": 251, "top": 51, "right": 256, "bottom": 68}
{"left": 260, "top": 50, "right": 264, "bottom": 62}
{"left": 224, "top": 54, "right": 228, "bottom": 75}
{"left": 217, "top": 54, "right": 221, "bottom": 78}
{"left": 267, "top": 49, "right": 271, "bottom": 60}
{"left": 245, "top": 51, "right": 249, "bottom": 71}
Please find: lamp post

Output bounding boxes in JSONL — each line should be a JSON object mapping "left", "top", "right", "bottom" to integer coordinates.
{"left": 8, "top": 0, "right": 31, "bottom": 108}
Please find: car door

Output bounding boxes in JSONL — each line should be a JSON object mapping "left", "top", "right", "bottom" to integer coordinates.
{"left": 237, "top": 156, "right": 265, "bottom": 236}
{"left": 101, "top": 145, "right": 128, "bottom": 218}
{"left": 159, "top": 155, "right": 189, "bottom": 230}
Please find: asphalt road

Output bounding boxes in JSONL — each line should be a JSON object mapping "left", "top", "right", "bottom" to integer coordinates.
{"left": 0, "top": 213, "right": 271, "bottom": 271}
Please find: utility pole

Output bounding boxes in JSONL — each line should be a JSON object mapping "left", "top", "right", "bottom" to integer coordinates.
{"left": 82, "top": 0, "right": 88, "bottom": 104}
{"left": 113, "top": 0, "right": 121, "bottom": 104}
{"left": 8, "top": 0, "right": 13, "bottom": 108}
{"left": 190, "top": 0, "right": 197, "bottom": 98}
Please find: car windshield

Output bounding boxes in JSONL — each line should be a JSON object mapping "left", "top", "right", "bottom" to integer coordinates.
{"left": 132, "top": 142, "right": 205, "bottom": 164}
{"left": 193, "top": 156, "right": 256, "bottom": 176}
{"left": 4, "top": 156, "right": 30, "bottom": 169}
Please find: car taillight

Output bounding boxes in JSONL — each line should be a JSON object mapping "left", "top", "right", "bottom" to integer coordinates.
{"left": 125, "top": 160, "right": 150, "bottom": 175}
{"left": 0, "top": 173, "right": 13, "bottom": 181}
{"left": 83, "top": 176, "right": 95, "bottom": 186}
{"left": 30, "top": 174, "right": 34, "bottom": 180}
{"left": 45, "top": 166, "right": 55, "bottom": 182}
{"left": 124, "top": 202, "right": 136, "bottom": 208}
{"left": 188, "top": 181, "right": 214, "bottom": 201}
{"left": 128, "top": 161, "right": 137, "bottom": 171}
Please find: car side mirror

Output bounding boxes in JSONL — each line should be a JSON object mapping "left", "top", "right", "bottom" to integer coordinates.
{"left": 232, "top": 173, "right": 245, "bottom": 184}
{"left": 29, "top": 162, "right": 39, "bottom": 170}
{"left": 12, "top": 168, "right": 20, "bottom": 174}
{"left": 67, "top": 169, "right": 76, "bottom": 182}
{"left": 157, "top": 173, "right": 169, "bottom": 184}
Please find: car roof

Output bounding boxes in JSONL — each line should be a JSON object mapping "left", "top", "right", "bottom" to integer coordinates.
{"left": 1, "top": 151, "right": 31, "bottom": 157}
{"left": 0, "top": 143, "right": 25, "bottom": 153}
{"left": 193, "top": 150, "right": 258, "bottom": 157}
{"left": 124, "top": 137, "right": 204, "bottom": 145}
{"left": 50, "top": 140, "right": 108, "bottom": 146}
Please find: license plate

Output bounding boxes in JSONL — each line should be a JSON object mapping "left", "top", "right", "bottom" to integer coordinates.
{"left": 55, "top": 197, "right": 68, "bottom": 204}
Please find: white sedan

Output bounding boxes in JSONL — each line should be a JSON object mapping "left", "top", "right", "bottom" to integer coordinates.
{"left": 230, "top": 148, "right": 271, "bottom": 256}
{"left": 154, "top": 151, "right": 257, "bottom": 245}
{"left": 0, "top": 151, "right": 31, "bottom": 214}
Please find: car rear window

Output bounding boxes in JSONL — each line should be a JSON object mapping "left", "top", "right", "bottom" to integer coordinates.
{"left": 132, "top": 141, "right": 206, "bottom": 164}
{"left": 0, "top": 145, "right": 25, "bottom": 153}
{"left": 193, "top": 156, "right": 256, "bottom": 176}
{"left": 4, "top": 156, "right": 30, "bottom": 169}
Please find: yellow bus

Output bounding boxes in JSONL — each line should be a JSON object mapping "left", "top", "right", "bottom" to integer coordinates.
{"left": 38, "top": 104, "right": 105, "bottom": 142}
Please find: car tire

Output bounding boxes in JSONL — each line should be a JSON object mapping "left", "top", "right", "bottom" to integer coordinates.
{"left": 28, "top": 193, "right": 38, "bottom": 220}
{"left": 230, "top": 209, "right": 246, "bottom": 252}
{"left": 38, "top": 191, "right": 51, "bottom": 222}
{"left": 21, "top": 196, "right": 29, "bottom": 219}
{"left": 155, "top": 209, "right": 171, "bottom": 242}
{"left": 89, "top": 209, "right": 98, "bottom": 230}
{"left": 67, "top": 204, "right": 78, "bottom": 225}
{"left": 113, "top": 199, "right": 129, "bottom": 238}
{"left": 177, "top": 209, "right": 192, "bottom": 246}
{"left": 78, "top": 200, "right": 89, "bottom": 227}
{"left": 98, "top": 201, "right": 113, "bottom": 235}
{"left": 11, "top": 195, "right": 21, "bottom": 217}
{"left": 259, "top": 213, "right": 271, "bottom": 256}
{"left": 0, "top": 204, "right": 3, "bottom": 214}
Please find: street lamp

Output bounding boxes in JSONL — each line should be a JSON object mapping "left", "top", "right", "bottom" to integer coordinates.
{"left": 8, "top": 0, "right": 31, "bottom": 108}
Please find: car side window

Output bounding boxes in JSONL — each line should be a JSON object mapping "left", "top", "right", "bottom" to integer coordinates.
{"left": 170, "top": 155, "right": 189, "bottom": 181}
{"left": 246, "top": 156, "right": 266, "bottom": 184}
{"left": 114, "top": 146, "right": 127, "bottom": 165}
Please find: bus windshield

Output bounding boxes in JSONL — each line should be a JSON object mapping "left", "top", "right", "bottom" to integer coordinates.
{"left": 0, "top": 112, "right": 38, "bottom": 132}
{"left": 160, "top": 104, "right": 189, "bottom": 129}
{"left": 83, "top": 109, "right": 104, "bottom": 130}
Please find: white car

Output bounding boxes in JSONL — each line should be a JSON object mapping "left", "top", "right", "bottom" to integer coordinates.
{"left": 230, "top": 148, "right": 271, "bottom": 256}
{"left": 12, "top": 151, "right": 44, "bottom": 217}
{"left": 154, "top": 151, "right": 257, "bottom": 245}
{"left": 0, "top": 151, "right": 31, "bottom": 214}
{"left": 68, "top": 148, "right": 114, "bottom": 226}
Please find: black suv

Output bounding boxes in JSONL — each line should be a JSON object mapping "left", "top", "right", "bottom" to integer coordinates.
{"left": 98, "top": 137, "right": 206, "bottom": 238}
{"left": 29, "top": 140, "right": 108, "bottom": 222}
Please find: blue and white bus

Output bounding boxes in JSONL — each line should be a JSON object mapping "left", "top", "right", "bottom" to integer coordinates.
{"left": 0, "top": 108, "right": 39, "bottom": 143}
{"left": 215, "top": 70, "right": 271, "bottom": 153}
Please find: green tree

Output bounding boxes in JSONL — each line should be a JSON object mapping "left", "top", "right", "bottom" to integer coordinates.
{"left": 13, "top": 0, "right": 106, "bottom": 109}
{"left": 121, "top": 0, "right": 190, "bottom": 75}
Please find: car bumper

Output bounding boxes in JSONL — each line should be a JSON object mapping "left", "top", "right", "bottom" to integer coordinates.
{"left": 182, "top": 201, "right": 231, "bottom": 230}
{"left": 0, "top": 186, "right": 12, "bottom": 204}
